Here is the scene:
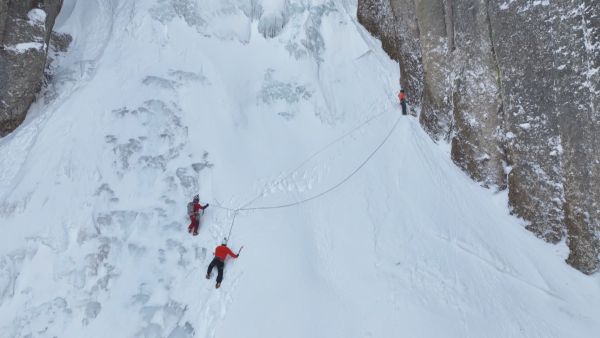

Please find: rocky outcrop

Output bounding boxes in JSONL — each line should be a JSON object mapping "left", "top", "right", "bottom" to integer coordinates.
{"left": 358, "top": 0, "right": 424, "bottom": 114}
{"left": 359, "top": 0, "right": 600, "bottom": 274}
{"left": 0, "top": 0, "right": 64, "bottom": 136}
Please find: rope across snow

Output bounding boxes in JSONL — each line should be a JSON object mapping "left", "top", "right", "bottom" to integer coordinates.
{"left": 214, "top": 104, "right": 403, "bottom": 239}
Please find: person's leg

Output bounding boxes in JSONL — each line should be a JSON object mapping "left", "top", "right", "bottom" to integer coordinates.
{"left": 188, "top": 216, "right": 195, "bottom": 233}
{"left": 192, "top": 217, "right": 199, "bottom": 235}
{"left": 207, "top": 258, "right": 218, "bottom": 277}
{"left": 401, "top": 101, "right": 407, "bottom": 115}
{"left": 216, "top": 261, "right": 225, "bottom": 284}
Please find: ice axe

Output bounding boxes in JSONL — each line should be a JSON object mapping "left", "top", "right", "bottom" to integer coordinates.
{"left": 237, "top": 246, "right": 244, "bottom": 256}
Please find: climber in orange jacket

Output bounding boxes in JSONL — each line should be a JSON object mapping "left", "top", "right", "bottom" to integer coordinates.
{"left": 398, "top": 89, "right": 407, "bottom": 115}
{"left": 206, "top": 238, "right": 241, "bottom": 288}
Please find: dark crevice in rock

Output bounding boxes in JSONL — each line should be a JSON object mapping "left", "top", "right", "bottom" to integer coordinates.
{"left": 444, "top": 0, "right": 455, "bottom": 52}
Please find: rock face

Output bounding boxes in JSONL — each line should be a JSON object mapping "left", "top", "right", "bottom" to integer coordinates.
{"left": 357, "top": 0, "right": 424, "bottom": 115}
{"left": 0, "top": 0, "right": 64, "bottom": 136}
{"left": 358, "top": 0, "right": 600, "bottom": 274}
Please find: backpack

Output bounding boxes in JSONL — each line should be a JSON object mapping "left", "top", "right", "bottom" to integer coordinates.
{"left": 187, "top": 202, "right": 194, "bottom": 217}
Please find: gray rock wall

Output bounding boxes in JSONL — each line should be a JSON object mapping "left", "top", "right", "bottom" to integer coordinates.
{"left": 414, "top": 0, "right": 454, "bottom": 137}
{"left": 0, "top": 0, "right": 64, "bottom": 136}
{"left": 450, "top": 0, "right": 505, "bottom": 188}
{"left": 489, "top": 0, "right": 567, "bottom": 244}
{"left": 359, "top": 0, "right": 600, "bottom": 274}
{"left": 549, "top": 0, "right": 600, "bottom": 272}
{"left": 358, "top": 0, "right": 424, "bottom": 112}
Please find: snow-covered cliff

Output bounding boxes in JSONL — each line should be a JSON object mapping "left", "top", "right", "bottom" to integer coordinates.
{"left": 358, "top": 0, "right": 600, "bottom": 274}
{"left": 0, "top": 0, "right": 67, "bottom": 136}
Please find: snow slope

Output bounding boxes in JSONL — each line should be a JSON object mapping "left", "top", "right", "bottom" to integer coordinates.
{"left": 1, "top": 0, "right": 600, "bottom": 337}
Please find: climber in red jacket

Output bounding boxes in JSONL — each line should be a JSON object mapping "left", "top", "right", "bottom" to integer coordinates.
{"left": 398, "top": 89, "right": 407, "bottom": 115}
{"left": 187, "top": 195, "right": 209, "bottom": 236}
{"left": 206, "top": 238, "right": 241, "bottom": 288}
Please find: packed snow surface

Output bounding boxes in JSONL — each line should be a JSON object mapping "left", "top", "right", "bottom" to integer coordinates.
{"left": 1, "top": 0, "right": 600, "bottom": 337}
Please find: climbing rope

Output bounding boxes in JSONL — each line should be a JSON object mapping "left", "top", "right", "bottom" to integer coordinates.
{"left": 242, "top": 112, "right": 401, "bottom": 211}
{"left": 215, "top": 108, "right": 403, "bottom": 238}
{"left": 226, "top": 209, "right": 239, "bottom": 241}
{"left": 235, "top": 102, "right": 387, "bottom": 212}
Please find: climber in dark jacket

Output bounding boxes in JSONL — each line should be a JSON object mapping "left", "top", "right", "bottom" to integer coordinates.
{"left": 398, "top": 89, "right": 407, "bottom": 115}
